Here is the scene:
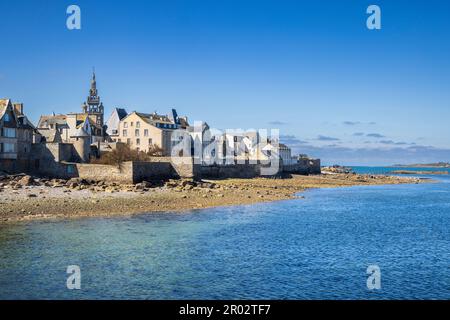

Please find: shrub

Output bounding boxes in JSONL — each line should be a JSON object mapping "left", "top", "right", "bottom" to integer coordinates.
{"left": 91, "top": 144, "right": 164, "bottom": 166}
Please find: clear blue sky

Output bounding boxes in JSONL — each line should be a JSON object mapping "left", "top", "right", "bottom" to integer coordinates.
{"left": 1, "top": 0, "right": 449, "bottom": 165}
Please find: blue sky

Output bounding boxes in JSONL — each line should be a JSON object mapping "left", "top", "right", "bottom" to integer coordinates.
{"left": 1, "top": 0, "right": 449, "bottom": 165}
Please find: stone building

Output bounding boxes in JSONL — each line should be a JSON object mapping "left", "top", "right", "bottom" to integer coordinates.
{"left": 110, "top": 109, "right": 189, "bottom": 156}
{"left": 0, "top": 99, "right": 38, "bottom": 172}
{"left": 37, "top": 71, "right": 106, "bottom": 146}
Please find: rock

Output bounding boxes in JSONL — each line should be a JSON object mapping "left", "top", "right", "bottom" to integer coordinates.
{"left": 165, "top": 180, "right": 179, "bottom": 188}
{"left": 181, "top": 179, "right": 196, "bottom": 187}
{"left": 141, "top": 181, "right": 151, "bottom": 188}
{"left": 67, "top": 182, "right": 79, "bottom": 189}
{"left": 134, "top": 182, "right": 150, "bottom": 191}
{"left": 67, "top": 178, "right": 90, "bottom": 186}
{"left": 27, "top": 194, "right": 37, "bottom": 198}
{"left": 18, "top": 175, "right": 35, "bottom": 186}
{"left": 105, "top": 187, "right": 118, "bottom": 193}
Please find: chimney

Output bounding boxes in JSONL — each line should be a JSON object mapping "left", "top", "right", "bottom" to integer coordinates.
{"left": 13, "top": 103, "right": 24, "bottom": 115}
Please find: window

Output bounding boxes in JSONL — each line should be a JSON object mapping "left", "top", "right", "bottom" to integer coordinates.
{"left": 112, "top": 130, "right": 118, "bottom": 135}
{"left": 4, "top": 113, "right": 10, "bottom": 122}
{"left": 136, "top": 121, "right": 140, "bottom": 128}
{"left": 136, "top": 139, "right": 140, "bottom": 145}
{"left": 67, "top": 165, "right": 75, "bottom": 174}
{"left": 123, "top": 130, "right": 127, "bottom": 137}
{"left": 3, "top": 128, "right": 16, "bottom": 138}
{"left": 148, "top": 138, "right": 153, "bottom": 145}
{"left": 118, "top": 139, "right": 121, "bottom": 142}
{"left": 135, "top": 129, "right": 140, "bottom": 137}
{"left": 123, "top": 122, "right": 128, "bottom": 128}
{"left": 144, "top": 129, "right": 149, "bottom": 137}
{"left": 3, "top": 143, "right": 15, "bottom": 153}
{"left": 127, "top": 138, "right": 131, "bottom": 145}
{"left": 130, "top": 122, "right": 134, "bottom": 127}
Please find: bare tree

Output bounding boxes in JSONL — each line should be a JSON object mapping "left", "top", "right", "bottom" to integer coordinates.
{"left": 91, "top": 144, "right": 162, "bottom": 168}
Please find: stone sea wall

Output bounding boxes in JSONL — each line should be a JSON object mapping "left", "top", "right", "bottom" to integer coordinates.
{"left": 200, "top": 163, "right": 261, "bottom": 179}
{"left": 2, "top": 155, "right": 321, "bottom": 183}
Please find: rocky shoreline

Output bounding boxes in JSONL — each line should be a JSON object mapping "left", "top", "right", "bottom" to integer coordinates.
{"left": 0, "top": 173, "right": 427, "bottom": 224}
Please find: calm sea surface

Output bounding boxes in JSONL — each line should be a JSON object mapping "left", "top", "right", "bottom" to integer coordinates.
{"left": 0, "top": 167, "right": 449, "bottom": 299}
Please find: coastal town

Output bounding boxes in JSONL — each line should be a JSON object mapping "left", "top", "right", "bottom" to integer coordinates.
{"left": 0, "top": 73, "right": 423, "bottom": 222}
{"left": 1, "top": 72, "right": 320, "bottom": 180}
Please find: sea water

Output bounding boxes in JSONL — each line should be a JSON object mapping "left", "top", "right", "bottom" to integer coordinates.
{"left": 0, "top": 167, "right": 449, "bottom": 299}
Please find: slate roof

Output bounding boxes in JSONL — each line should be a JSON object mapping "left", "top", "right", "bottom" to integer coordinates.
{"left": 116, "top": 108, "right": 128, "bottom": 120}
{"left": 37, "top": 114, "right": 68, "bottom": 128}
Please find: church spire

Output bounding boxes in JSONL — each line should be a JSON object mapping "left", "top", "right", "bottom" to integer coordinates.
{"left": 86, "top": 69, "right": 101, "bottom": 113}
{"left": 90, "top": 68, "right": 97, "bottom": 95}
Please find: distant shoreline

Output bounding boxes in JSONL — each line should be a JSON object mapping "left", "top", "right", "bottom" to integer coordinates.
{"left": 0, "top": 173, "right": 428, "bottom": 224}
{"left": 391, "top": 164, "right": 450, "bottom": 168}
{"left": 392, "top": 170, "right": 449, "bottom": 175}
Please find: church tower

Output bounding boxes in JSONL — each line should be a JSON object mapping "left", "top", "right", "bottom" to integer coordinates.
{"left": 81, "top": 70, "right": 104, "bottom": 128}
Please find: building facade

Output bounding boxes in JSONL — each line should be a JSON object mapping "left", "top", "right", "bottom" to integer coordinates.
{"left": 113, "top": 111, "right": 174, "bottom": 155}
{"left": 106, "top": 107, "right": 128, "bottom": 139}
{"left": 1, "top": 100, "right": 37, "bottom": 160}
{"left": 110, "top": 109, "right": 189, "bottom": 156}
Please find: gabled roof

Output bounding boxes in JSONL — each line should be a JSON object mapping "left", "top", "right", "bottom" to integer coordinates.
{"left": 38, "top": 128, "right": 62, "bottom": 143}
{"left": 38, "top": 114, "right": 68, "bottom": 128}
{"left": 115, "top": 108, "right": 128, "bottom": 120}
{"left": 135, "top": 111, "right": 173, "bottom": 124}
{"left": 71, "top": 127, "right": 89, "bottom": 137}
{"left": 17, "top": 115, "right": 36, "bottom": 130}
{"left": 0, "top": 99, "right": 11, "bottom": 120}
{"left": 121, "top": 111, "right": 174, "bottom": 127}
{"left": 76, "top": 116, "right": 95, "bottom": 129}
